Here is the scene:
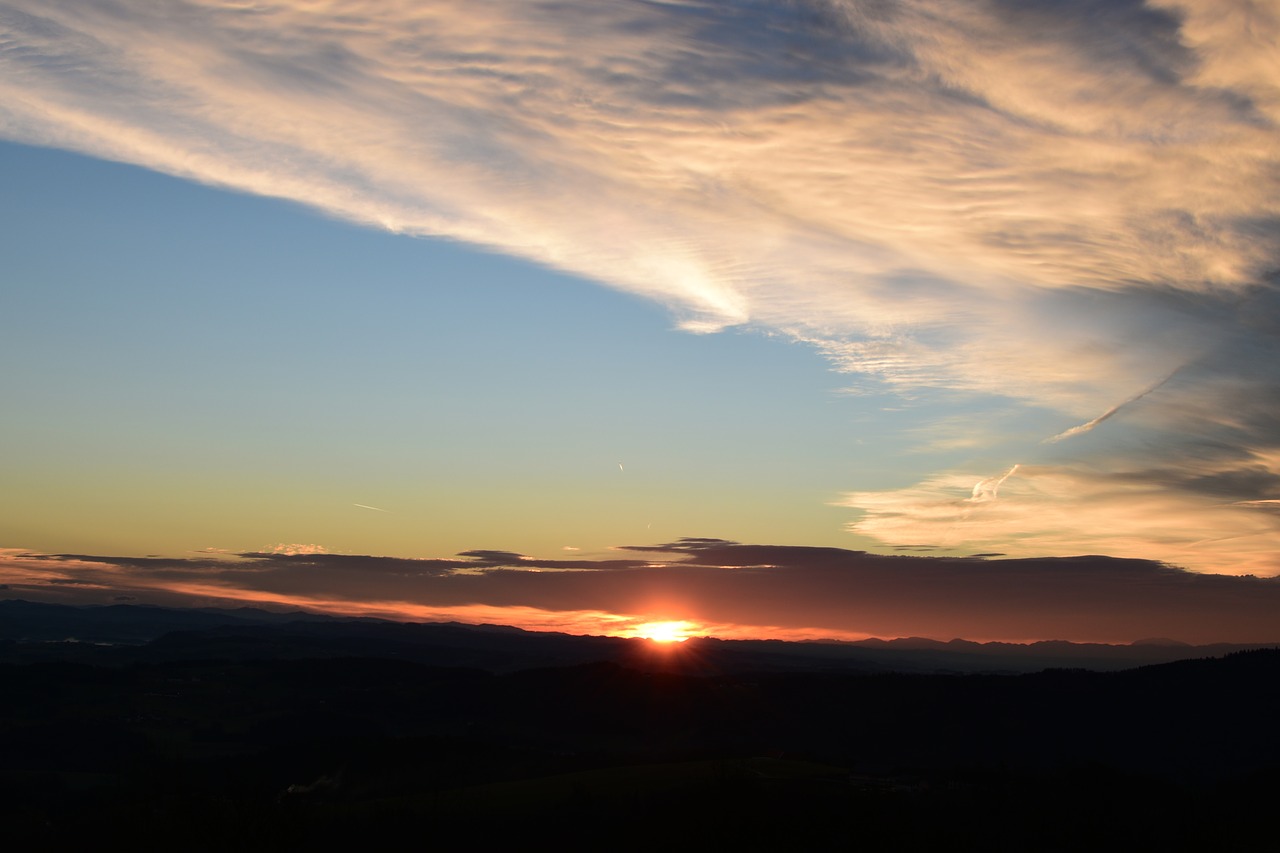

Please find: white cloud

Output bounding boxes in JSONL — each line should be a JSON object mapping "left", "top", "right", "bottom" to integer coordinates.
{"left": 845, "top": 461, "right": 1280, "bottom": 575}
{"left": 267, "top": 543, "right": 328, "bottom": 556}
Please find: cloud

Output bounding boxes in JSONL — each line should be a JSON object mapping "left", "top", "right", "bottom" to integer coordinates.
{"left": 2, "top": 2, "right": 1274, "bottom": 337}
{"left": 2, "top": 1, "right": 1278, "bottom": 570}
{"left": 5, "top": 540, "right": 1280, "bottom": 644}
{"left": 845, "top": 295, "right": 1280, "bottom": 571}
{"left": 267, "top": 543, "right": 329, "bottom": 556}
{"left": 845, "top": 461, "right": 1280, "bottom": 575}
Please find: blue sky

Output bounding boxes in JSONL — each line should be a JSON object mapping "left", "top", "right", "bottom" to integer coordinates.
{"left": 2, "top": 139, "right": 915, "bottom": 559}
{"left": 2, "top": 0, "right": 1279, "bottom": 641}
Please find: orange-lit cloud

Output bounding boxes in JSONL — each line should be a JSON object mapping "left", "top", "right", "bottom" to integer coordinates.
{"left": 6, "top": 539, "right": 1280, "bottom": 645}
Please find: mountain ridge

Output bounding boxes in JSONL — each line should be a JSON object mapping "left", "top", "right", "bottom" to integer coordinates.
{"left": 4, "top": 599, "right": 1275, "bottom": 674}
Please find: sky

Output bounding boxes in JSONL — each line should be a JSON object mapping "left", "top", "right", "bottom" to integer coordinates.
{"left": 2, "top": 0, "right": 1280, "bottom": 643}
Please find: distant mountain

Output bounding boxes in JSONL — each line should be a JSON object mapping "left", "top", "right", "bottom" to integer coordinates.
{"left": 3, "top": 599, "right": 1276, "bottom": 674}
{"left": 0, "top": 598, "right": 371, "bottom": 645}
{"left": 1131, "top": 636, "right": 1193, "bottom": 647}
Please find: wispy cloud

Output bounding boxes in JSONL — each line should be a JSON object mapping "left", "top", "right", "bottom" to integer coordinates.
{"left": 2, "top": 1, "right": 1278, "bottom": 570}
{"left": 3, "top": 2, "right": 1274, "bottom": 340}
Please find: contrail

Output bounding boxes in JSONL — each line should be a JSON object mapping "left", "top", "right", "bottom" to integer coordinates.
{"left": 352, "top": 503, "right": 390, "bottom": 512}
{"left": 968, "top": 464, "right": 1020, "bottom": 502}
{"left": 1044, "top": 371, "right": 1177, "bottom": 444}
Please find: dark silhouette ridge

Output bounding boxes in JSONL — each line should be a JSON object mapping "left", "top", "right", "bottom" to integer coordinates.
{"left": 3, "top": 599, "right": 1280, "bottom": 849}
{"left": 4, "top": 599, "right": 1277, "bottom": 673}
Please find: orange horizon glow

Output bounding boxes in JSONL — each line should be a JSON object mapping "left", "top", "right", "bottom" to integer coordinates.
{"left": 11, "top": 549, "right": 1249, "bottom": 645}
{"left": 157, "top": 588, "right": 877, "bottom": 642}
{"left": 0, "top": 553, "right": 885, "bottom": 641}
{"left": 627, "top": 620, "right": 697, "bottom": 643}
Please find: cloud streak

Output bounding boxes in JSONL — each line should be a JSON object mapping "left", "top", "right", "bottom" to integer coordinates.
{"left": 2, "top": 1, "right": 1279, "bottom": 570}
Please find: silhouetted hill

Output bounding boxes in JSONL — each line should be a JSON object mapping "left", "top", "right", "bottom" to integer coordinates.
{"left": 4, "top": 644, "right": 1280, "bottom": 850}
{"left": 0, "top": 599, "right": 366, "bottom": 645}
{"left": 5, "top": 599, "right": 1280, "bottom": 849}
{"left": 4, "top": 599, "right": 1276, "bottom": 674}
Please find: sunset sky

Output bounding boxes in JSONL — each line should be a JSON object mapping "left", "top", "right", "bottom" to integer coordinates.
{"left": 3, "top": 0, "right": 1280, "bottom": 643}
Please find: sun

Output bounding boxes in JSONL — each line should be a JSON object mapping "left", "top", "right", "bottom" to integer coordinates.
{"left": 634, "top": 620, "right": 695, "bottom": 643}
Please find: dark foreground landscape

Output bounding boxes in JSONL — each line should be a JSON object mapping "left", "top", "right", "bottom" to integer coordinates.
{"left": 4, "top": 600, "right": 1279, "bottom": 850}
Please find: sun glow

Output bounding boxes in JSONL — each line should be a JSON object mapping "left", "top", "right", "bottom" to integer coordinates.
{"left": 633, "top": 620, "right": 696, "bottom": 643}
